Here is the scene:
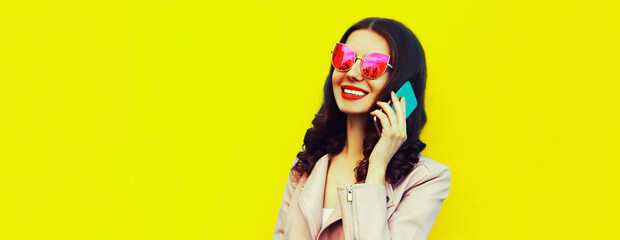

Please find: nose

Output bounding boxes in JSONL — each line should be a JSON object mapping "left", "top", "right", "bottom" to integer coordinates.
{"left": 346, "top": 58, "right": 364, "bottom": 81}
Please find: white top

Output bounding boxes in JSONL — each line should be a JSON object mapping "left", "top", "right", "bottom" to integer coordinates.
{"left": 321, "top": 208, "right": 334, "bottom": 228}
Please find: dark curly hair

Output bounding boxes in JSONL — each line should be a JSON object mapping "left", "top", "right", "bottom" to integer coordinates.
{"left": 292, "top": 17, "right": 428, "bottom": 185}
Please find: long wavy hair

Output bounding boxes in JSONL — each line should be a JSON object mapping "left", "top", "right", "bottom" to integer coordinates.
{"left": 292, "top": 17, "right": 428, "bottom": 185}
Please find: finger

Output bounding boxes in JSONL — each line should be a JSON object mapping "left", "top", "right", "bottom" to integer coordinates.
{"left": 400, "top": 96, "right": 406, "bottom": 121}
{"left": 391, "top": 91, "right": 404, "bottom": 124}
{"left": 400, "top": 98, "right": 408, "bottom": 138}
{"left": 376, "top": 101, "right": 396, "bottom": 126}
{"left": 371, "top": 109, "right": 391, "bottom": 131}
{"left": 400, "top": 98, "right": 408, "bottom": 130}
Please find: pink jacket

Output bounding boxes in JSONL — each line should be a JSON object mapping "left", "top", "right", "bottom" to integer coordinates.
{"left": 273, "top": 153, "right": 451, "bottom": 240}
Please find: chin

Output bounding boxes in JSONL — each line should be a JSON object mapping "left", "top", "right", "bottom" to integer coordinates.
{"left": 341, "top": 110, "right": 365, "bottom": 115}
{"left": 337, "top": 103, "right": 372, "bottom": 115}
{"left": 333, "top": 88, "right": 375, "bottom": 115}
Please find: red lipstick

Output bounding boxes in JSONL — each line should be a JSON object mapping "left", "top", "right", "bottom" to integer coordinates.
{"left": 341, "top": 85, "right": 369, "bottom": 93}
{"left": 341, "top": 85, "right": 369, "bottom": 100}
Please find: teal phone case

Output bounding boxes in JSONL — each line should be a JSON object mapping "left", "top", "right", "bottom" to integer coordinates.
{"left": 374, "top": 81, "right": 417, "bottom": 134}
{"left": 392, "top": 81, "right": 417, "bottom": 118}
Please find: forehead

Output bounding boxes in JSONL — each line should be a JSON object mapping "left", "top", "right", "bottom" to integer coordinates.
{"left": 344, "top": 29, "right": 390, "bottom": 56}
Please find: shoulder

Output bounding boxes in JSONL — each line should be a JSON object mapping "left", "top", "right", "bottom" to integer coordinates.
{"left": 291, "top": 157, "right": 300, "bottom": 168}
{"left": 396, "top": 153, "right": 451, "bottom": 198}
{"left": 287, "top": 155, "right": 313, "bottom": 185}
{"left": 414, "top": 153, "right": 451, "bottom": 180}
{"left": 288, "top": 157, "right": 302, "bottom": 183}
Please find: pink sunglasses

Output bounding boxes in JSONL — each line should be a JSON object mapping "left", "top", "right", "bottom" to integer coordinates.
{"left": 331, "top": 43, "right": 393, "bottom": 79}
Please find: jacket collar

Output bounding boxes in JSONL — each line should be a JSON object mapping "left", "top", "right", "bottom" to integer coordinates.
{"left": 297, "top": 153, "right": 396, "bottom": 237}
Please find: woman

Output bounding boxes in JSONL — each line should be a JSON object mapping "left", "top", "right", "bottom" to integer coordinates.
{"left": 273, "top": 17, "right": 451, "bottom": 240}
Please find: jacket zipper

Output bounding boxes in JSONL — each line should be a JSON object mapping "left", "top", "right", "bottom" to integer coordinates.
{"left": 346, "top": 184, "right": 358, "bottom": 240}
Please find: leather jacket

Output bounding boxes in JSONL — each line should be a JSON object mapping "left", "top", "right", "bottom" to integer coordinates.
{"left": 273, "top": 153, "right": 451, "bottom": 240}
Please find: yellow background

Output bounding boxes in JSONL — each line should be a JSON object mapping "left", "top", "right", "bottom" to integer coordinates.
{"left": 1, "top": 0, "right": 619, "bottom": 239}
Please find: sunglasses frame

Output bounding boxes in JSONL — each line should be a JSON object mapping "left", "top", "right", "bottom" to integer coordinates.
{"left": 331, "top": 43, "right": 394, "bottom": 80}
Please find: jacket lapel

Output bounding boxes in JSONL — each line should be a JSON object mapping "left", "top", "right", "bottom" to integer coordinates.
{"left": 297, "top": 153, "right": 330, "bottom": 239}
{"left": 386, "top": 181, "right": 396, "bottom": 208}
{"left": 297, "top": 153, "right": 398, "bottom": 238}
{"left": 321, "top": 178, "right": 396, "bottom": 230}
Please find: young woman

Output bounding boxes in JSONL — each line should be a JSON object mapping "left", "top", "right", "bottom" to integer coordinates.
{"left": 273, "top": 17, "right": 451, "bottom": 240}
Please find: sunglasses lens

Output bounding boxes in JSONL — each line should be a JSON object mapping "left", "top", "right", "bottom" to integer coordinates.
{"left": 361, "top": 53, "right": 390, "bottom": 79}
{"left": 332, "top": 43, "right": 356, "bottom": 71}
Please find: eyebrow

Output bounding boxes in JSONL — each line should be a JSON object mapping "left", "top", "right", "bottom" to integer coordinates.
{"left": 354, "top": 49, "right": 389, "bottom": 58}
{"left": 342, "top": 43, "right": 389, "bottom": 57}
{"left": 351, "top": 46, "right": 389, "bottom": 57}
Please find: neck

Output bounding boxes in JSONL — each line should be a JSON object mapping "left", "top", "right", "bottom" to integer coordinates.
{"left": 339, "top": 113, "right": 368, "bottom": 163}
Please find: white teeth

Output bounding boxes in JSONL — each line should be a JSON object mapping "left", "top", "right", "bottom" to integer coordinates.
{"left": 343, "top": 88, "right": 368, "bottom": 96}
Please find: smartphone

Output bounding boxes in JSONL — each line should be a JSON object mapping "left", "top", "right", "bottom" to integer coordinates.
{"left": 373, "top": 81, "right": 417, "bottom": 134}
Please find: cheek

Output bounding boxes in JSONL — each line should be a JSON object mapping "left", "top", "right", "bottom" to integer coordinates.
{"left": 332, "top": 71, "right": 345, "bottom": 84}
{"left": 332, "top": 72, "right": 341, "bottom": 94}
{"left": 370, "top": 76, "right": 390, "bottom": 94}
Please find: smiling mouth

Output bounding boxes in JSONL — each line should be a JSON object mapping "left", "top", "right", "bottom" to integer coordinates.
{"left": 341, "top": 87, "right": 368, "bottom": 100}
{"left": 342, "top": 88, "right": 368, "bottom": 96}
